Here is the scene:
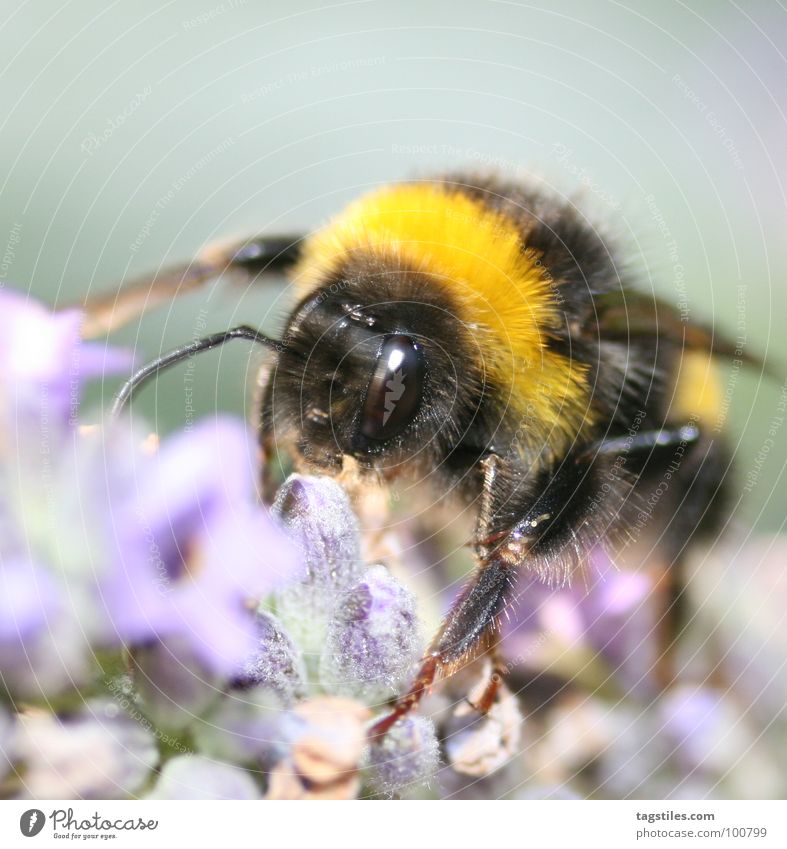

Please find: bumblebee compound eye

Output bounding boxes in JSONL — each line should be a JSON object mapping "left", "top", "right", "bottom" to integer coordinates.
{"left": 360, "top": 334, "right": 425, "bottom": 441}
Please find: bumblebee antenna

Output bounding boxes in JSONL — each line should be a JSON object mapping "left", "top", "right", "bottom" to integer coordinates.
{"left": 111, "top": 325, "right": 279, "bottom": 417}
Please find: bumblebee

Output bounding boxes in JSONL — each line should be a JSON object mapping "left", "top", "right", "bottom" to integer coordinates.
{"left": 96, "top": 174, "right": 763, "bottom": 736}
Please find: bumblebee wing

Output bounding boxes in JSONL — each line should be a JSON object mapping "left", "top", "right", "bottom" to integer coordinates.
{"left": 592, "top": 290, "right": 775, "bottom": 376}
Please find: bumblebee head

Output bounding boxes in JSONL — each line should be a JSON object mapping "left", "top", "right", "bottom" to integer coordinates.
{"left": 270, "top": 259, "right": 485, "bottom": 478}
{"left": 274, "top": 180, "right": 600, "bottom": 478}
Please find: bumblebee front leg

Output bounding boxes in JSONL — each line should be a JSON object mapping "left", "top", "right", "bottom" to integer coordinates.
{"left": 369, "top": 454, "right": 519, "bottom": 738}
{"left": 369, "top": 448, "right": 621, "bottom": 739}
{"left": 257, "top": 371, "right": 281, "bottom": 505}
{"left": 369, "top": 547, "right": 519, "bottom": 739}
{"left": 464, "top": 455, "right": 510, "bottom": 714}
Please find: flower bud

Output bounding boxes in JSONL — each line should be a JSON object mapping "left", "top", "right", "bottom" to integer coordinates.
{"left": 234, "top": 611, "right": 306, "bottom": 705}
{"left": 365, "top": 715, "right": 440, "bottom": 796}
{"left": 272, "top": 475, "right": 363, "bottom": 659}
{"left": 320, "top": 565, "right": 421, "bottom": 702}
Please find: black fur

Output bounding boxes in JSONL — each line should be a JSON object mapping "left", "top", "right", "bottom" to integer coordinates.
{"left": 258, "top": 173, "right": 735, "bottom": 673}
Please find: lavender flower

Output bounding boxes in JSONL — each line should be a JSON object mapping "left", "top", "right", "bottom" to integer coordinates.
{"left": 1, "top": 291, "right": 299, "bottom": 689}
{"left": 0, "top": 290, "right": 132, "bottom": 463}
{"left": 365, "top": 716, "right": 439, "bottom": 797}
{"left": 0, "top": 292, "right": 134, "bottom": 698}
{"left": 320, "top": 564, "right": 422, "bottom": 703}
{"left": 502, "top": 546, "right": 658, "bottom": 697}
{"left": 214, "top": 475, "right": 438, "bottom": 797}
{"left": 271, "top": 475, "right": 363, "bottom": 659}
{"left": 235, "top": 610, "right": 307, "bottom": 705}
{"left": 0, "top": 414, "right": 300, "bottom": 703}
{"left": 103, "top": 417, "right": 301, "bottom": 676}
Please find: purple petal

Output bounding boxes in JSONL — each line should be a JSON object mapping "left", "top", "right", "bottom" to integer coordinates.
{"left": 0, "top": 558, "right": 59, "bottom": 642}
{"left": 98, "top": 417, "right": 300, "bottom": 676}
{"left": 130, "top": 417, "right": 259, "bottom": 542}
{"left": 77, "top": 341, "right": 135, "bottom": 383}
{"left": 198, "top": 503, "right": 300, "bottom": 601}
{"left": 0, "top": 290, "right": 132, "bottom": 429}
{"left": 167, "top": 589, "right": 259, "bottom": 677}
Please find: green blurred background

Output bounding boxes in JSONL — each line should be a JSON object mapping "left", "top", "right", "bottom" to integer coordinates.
{"left": 0, "top": 0, "right": 784, "bottom": 529}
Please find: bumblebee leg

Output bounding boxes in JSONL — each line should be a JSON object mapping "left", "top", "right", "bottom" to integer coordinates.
{"left": 475, "top": 453, "right": 503, "bottom": 559}
{"left": 368, "top": 549, "right": 517, "bottom": 739}
{"left": 627, "top": 424, "right": 731, "bottom": 689}
{"left": 369, "top": 454, "right": 517, "bottom": 739}
{"left": 80, "top": 233, "right": 302, "bottom": 337}
{"left": 369, "top": 447, "right": 632, "bottom": 739}
{"left": 367, "top": 654, "right": 441, "bottom": 739}
{"left": 579, "top": 422, "right": 701, "bottom": 462}
{"left": 257, "top": 372, "right": 284, "bottom": 505}
{"left": 466, "top": 644, "right": 508, "bottom": 714}
{"left": 211, "top": 234, "right": 302, "bottom": 277}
